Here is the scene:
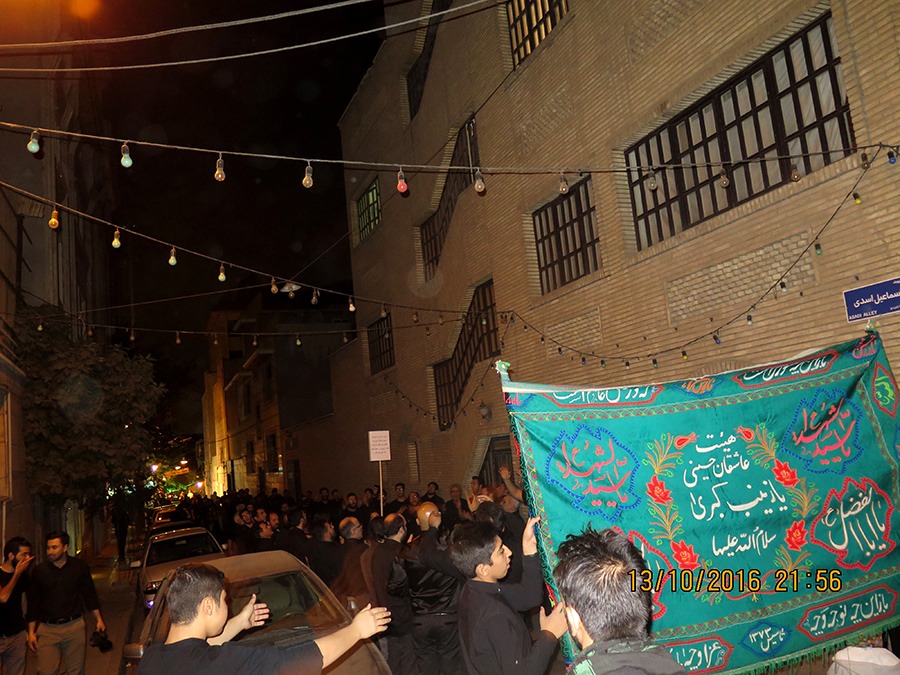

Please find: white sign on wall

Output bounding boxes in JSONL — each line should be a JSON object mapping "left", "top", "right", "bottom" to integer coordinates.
{"left": 368, "top": 430, "right": 391, "bottom": 462}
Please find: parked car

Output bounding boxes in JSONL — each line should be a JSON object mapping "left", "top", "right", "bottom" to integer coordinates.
{"left": 135, "top": 527, "right": 224, "bottom": 610}
{"left": 122, "top": 550, "right": 389, "bottom": 673}
{"left": 149, "top": 505, "right": 178, "bottom": 525}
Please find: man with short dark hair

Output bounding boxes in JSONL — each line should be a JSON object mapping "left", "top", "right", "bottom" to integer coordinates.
{"left": 26, "top": 532, "right": 105, "bottom": 675}
{"left": 140, "top": 562, "right": 391, "bottom": 675}
{"left": 331, "top": 517, "right": 369, "bottom": 608}
{"left": 424, "top": 482, "right": 444, "bottom": 508}
{"left": 449, "top": 518, "right": 567, "bottom": 675}
{"left": 553, "top": 527, "right": 687, "bottom": 674}
{"left": 0, "top": 537, "right": 33, "bottom": 675}
{"left": 305, "top": 517, "right": 343, "bottom": 586}
{"left": 384, "top": 483, "right": 409, "bottom": 515}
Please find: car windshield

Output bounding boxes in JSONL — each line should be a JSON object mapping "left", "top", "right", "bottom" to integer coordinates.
{"left": 149, "top": 570, "right": 346, "bottom": 646}
{"left": 146, "top": 533, "right": 220, "bottom": 566}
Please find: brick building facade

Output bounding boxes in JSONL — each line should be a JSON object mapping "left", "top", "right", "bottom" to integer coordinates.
{"left": 287, "top": 0, "right": 899, "bottom": 498}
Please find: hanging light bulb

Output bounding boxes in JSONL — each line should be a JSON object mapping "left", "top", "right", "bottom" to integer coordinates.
{"left": 860, "top": 152, "right": 870, "bottom": 170}
{"left": 311, "top": 288, "right": 319, "bottom": 305}
{"left": 780, "top": 281, "right": 787, "bottom": 293}
{"left": 302, "top": 162, "right": 314, "bottom": 188}
{"left": 438, "top": 314, "right": 444, "bottom": 325}
{"left": 120, "top": 143, "right": 133, "bottom": 168}
{"left": 790, "top": 164, "right": 801, "bottom": 182}
{"left": 718, "top": 168, "right": 730, "bottom": 188}
{"left": 218, "top": 264, "right": 226, "bottom": 282}
{"left": 288, "top": 289, "right": 295, "bottom": 299}
{"left": 713, "top": 334, "right": 721, "bottom": 345}
{"left": 295, "top": 335, "right": 302, "bottom": 347}
{"left": 130, "top": 329, "right": 136, "bottom": 342}
{"left": 474, "top": 169, "right": 485, "bottom": 193}
{"left": 380, "top": 304, "right": 387, "bottom": 319}
{"left": 557, "top": 346, "right": 563, "bottom": 356}
{"left": 600, "top": 359, "right": 606, "bottom": 369}
{"left": 425, "top": 326, "right": 431, "bottom": 337}
{"left": 87, "top": 325, "right": 93, "bottom": 338}
{"left": 214, "top": 153, "right": 226, "bottom": 182}
{"left": 213, "top": 334, "right": 219, "bottom": 345}
{"left": 343, "top": 333, "right": 349, "bottom": 344}
{"left": 175, "top": 331, "right": 182, "bottom": 345}
{"left": 647, "top": 169, "right": 658, "bottom": 191}
{"left": 270, "top": 277, "right": 278, "bottom": 294}
{"left": 112, "top": 229, "right": 121, "bottom": 248}
{"left": 746, "top": 314, "right": 753, "bottom": 325}
{"left": 888, "top": 150, "right": 896, "bottom": 165}
{"left": 48, "top": 209, "right": 59, "bottom": 230}
{"left": 37, "top": 321, "right": 43, "bottom": 332}
{"left": 814, "top": 242, "right": 822, "bottom": 255}
{"left": 853, "top": 192, "right": 862, "bottom": 204}
{"left": 581, "top": 356, "right": 586, "bottom": 366}
{"left": 682, "top": 350, "right": 688, "bottom": 361}
{"left": 252, "top": 334, "right": 258, "bottom": 347}
{"left": 652, "top": 358, "right": 659, "bottom": 368}
{"left": 558, "top": 173, "right": 569, "bottom": 194}
{"left": 625, "top": 360, "right": 631, "bottom": 370}
{"left": 412, "top": 311, "right": 419, "bottom": 323}
{"left": 348, "top": 296, "right": 356, "bottom": 312}
{"left": 27, "top": 130, "right": 40, "bottom": 154}
{"left": 396, "top": 169, "right": 408, "bottom": 193}
{"left": 168, "top": 247, "right": 177, "bottom": 266}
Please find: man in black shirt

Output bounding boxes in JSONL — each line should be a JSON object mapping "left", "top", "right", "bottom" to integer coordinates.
{"left": 26, "top": 531, "right": 105, "bottom": 675}
{"left": 384, "top": 483, "right": 409, "bottom": 516}
{"left": 141, "top": 562, "right": 391, "bottom": 675}
{"left": 449, "top": 518, "right": 568, "bottom": 675}
{"left": 0, "top": 537, "right": 33, "bottom": 675}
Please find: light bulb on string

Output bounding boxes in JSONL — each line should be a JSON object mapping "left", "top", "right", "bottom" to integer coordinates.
{"left": 252, "top": 334, "right": 258, "bottom": 347}
{"left": 713, "top": 334, "right": 721, "bottom": 345}
{"left": 48, "top": 209, "right": 59, "bottom": 230}
{"left": 860, "top": 152, "right": 870, "bottom": 170}
{"left": 213, "top": 334, "right": 218, "bottom": 346}
{"left": 600, "top": 359, "right": 606, "bottom": 369}
{"left": 27, "top": 130, "right": 40, "bottom": 154}
{"left": 302, "top": 162, "right": 314, "bottom": 189}
{"left": 682, "top": 350, "right": 688, "bottom": 360}
{"left": 652, "top": 358, "right": 659, "bottom": 368}
{"left": 380, "top": 304, "right": 387, "bottom": 319}
{"left": 311, "top": 288, "right": 319, "bottom": 305}
{"left": 87, "top": 325, "right": 93, "bottom": 338}
{"left": 214, "top": 153, "right": 226, "bottom": 182}
{"left": 120, "top": 143, "right": 133, "bottom": 168}
{"left": 270, "top": 278, "right": 278, "bottom": 294}
{"left": 581, "top": 356, "right": 586, "bottom": 366}
{"left": 288, "top": 289, "right": 295, "bottom": 299}
{"left": 647, "top": 169, "right": 658, "bottom": 191}
{"left": 343, "top": 333, "right": 349, "bottom": 344}
{"left": 814, "top": 242, "right": 822, "bottom": 255}
{"left": 888, "top": 150, "right": 896, "bottom": 165}
{"left": 746, "top": 314, "right": 753, "bottom": 325}
{"left": 412, "top": 311, "right": 419, "bottom": 323}
{"left": 853, "top": 192, "right": 862, "bottom": 205}
{"left": 779, "top": 281, "right": 787, "bottom": 293}
{"left": 218, "top": 264, "right": 226, "bottom": 282}
{"left": 396, "top": 169, "right": 408, "bottom": 193}
{"left": 557, "top": 346, "right": 563, "bottom": 356}
{"left": 168, "top": 247, "right": 177, "bottom": 266}
{"left": 112, "top": 229, "right": 121, "bottom": 248}
{"left": 474, "top": 169, "right": 485, "bottom": 193}
{"left": 130, "top": 329, "right": 136, "bottom": 343}
{"left": 295, "top": 335, "right": 302, "bottom": 347}
{"left": 348, "top": 297, "right": 356, "bottom": 312}
{"left": 175, "top": 332, "right": 182, "bottom": 345}
{"left": 425, "top": 326, "right": 431, "bottom": 337}
{"left": 558, "top": 173, "right": 569, "bottom": 194}
{"left": 790, "top": 164, "right": 801, "bottom": 182}
{"left": 37, "top": 321, "right": 43, "bottom": 332}
{"left": 718, "top": 168, "right": 730, "bottom": 188}
{"left": 625, "top": 360, "right": 631, "bottom": 370}
{"left": 438, "top": 314, "right": 444, "bottom": 325}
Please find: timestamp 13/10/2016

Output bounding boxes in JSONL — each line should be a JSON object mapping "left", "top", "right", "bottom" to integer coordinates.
{"left": 628, "top": 568, "right": 843, "bottom": 594}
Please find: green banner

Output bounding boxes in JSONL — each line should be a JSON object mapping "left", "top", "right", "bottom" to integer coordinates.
{"left": 498, "top": 331, "right": 900, "bottom": 673}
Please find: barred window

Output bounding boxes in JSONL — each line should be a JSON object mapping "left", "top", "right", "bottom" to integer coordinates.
{"left": 533, "top": 176, "right": 601, "bottom": 294}
{"left": 356, "top": 179, "right": 382, "bottom": 241}
{"left": 434, "top": 280, "right": 499, "bottom": 429}
{"left": 422, "top": 117, "right": 479, "bottom": 280}
{"left": 626, "top": 13, "right": 853, "bottom": 251}
{"left": 367, "top": 313, "right": 395, "bottom": 375}
{"left": 507, "top": 0, "right": 569, "bottom": 68}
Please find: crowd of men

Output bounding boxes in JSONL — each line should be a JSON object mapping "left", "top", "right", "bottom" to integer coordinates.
{"left": 149, "top": 470, "right": 687, "bottom": 675}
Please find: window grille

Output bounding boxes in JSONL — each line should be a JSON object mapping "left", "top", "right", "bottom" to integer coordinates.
{"left": 507, "top": 0, "right": 569, "bottom": 68}
{"left": 357, "top": 179, "right": 382, "bottom": 241}
{"left": 367, "top": 313, "right": 395, "bottom": 375}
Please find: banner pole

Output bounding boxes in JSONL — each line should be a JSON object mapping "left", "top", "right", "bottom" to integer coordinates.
{"left": 379, "top": 460, "right": 384, "bottom": 516}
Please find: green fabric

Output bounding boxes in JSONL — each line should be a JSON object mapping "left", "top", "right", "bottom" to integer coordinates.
{"left": 498, "top": 331, "right": 900, "bottom": 673}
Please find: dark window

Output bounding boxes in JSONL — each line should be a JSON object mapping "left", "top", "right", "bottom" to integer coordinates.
{"left": 626, "top": 14, "right": 853, "bottom": 250}
{"left": 356, "top": 179, "right": 382, "bottom": 241}
{"left": 245, "top": 440, "right": 256, "bottom": 475}
{"left": 532, "top": 176, "right": 601, "bottom": 294}
{"left": 406, "top": 0, "right": 454, "bottom": 119}
{"left": 507, "top": 0, "right": 569, "bottom": 68}
{"left": 367, "top": 313, "right": 395, "bottom": 375}
{"left": 478, "top": 436, "right": 514, "bottom": 488}
{"left": 434, "top": 280, "right": 500, "bottom": 429}
{"left": 238, "top": 381, "right": 251, "bottom": 420}
{"left": 421, "top": 117, "right": 480, "bottom": 280}
{"left": 265, "top": 434, "right": 279, "bottom": 473}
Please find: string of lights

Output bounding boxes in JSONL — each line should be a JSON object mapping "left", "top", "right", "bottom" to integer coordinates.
{"left": 0, "top": 0, "right": 497, "bottom": 73}
{"left": 0, "top": 0, "right": 372, "bottom": 50}
{"left": 5, "top": 120, "right": 897, "bottom": 178}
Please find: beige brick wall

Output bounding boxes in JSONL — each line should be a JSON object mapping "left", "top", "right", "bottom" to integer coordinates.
{"left": 288, "top": 0, "right": 900, "bottom": 498}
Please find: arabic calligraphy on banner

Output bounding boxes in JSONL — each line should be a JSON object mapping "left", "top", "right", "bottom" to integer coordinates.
{"left": 498, "top": 332, "right": 900, "bottom": 674}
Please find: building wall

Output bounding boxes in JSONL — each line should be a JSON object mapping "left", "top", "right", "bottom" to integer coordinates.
{"left": 300, "top": 0, "right": 900, "bottom": 498}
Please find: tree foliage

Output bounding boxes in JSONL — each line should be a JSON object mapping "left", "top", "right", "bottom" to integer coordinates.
{"left": 16, "top": 309, "right": 165, "bottom": 507}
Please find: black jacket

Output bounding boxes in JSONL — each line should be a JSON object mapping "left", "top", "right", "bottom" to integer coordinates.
{"left": 402, "top": 530, "right": 461, "bottom": 615}
{"left": 568, "top": 638, "right": 688, "bottom": 675}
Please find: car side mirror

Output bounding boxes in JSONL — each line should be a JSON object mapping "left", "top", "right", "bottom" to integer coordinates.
{"left": 130, "top": 560, "right": 141, "bottom": 569}
{"left": 122, "top": 643, "right": 144, "bottom": 661}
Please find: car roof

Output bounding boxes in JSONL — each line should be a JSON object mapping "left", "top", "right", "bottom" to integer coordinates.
{"left": 201, "top": 550, "right": 304, "bottom": 579}
{"left": 148, "top": 527, "right": 215, "bottom": 544}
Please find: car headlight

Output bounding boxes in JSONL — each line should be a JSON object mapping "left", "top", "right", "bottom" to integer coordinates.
{"left": 144, "top": 581, "right": 162, "bottom": 594}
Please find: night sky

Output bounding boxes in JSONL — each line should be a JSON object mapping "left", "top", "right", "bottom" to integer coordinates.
{"left": 87, "top": 1, "right": 384, "bottom": 431}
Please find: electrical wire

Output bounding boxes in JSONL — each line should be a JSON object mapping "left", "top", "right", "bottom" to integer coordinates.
{"left": 0, "top": 0, "right": 498, "bottom": 73}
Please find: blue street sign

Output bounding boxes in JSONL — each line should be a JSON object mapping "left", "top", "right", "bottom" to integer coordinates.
{"left": 843, "top": 276, "right": 900, "bottom": 322}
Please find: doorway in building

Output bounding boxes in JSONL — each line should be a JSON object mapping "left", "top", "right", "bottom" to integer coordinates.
{"left": 477, "top": 435, "right": 513, "bottom": 488}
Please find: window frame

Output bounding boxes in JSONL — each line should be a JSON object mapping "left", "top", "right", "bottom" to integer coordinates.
{"left": 367, "top": 313, "right": 395, "bottom": 375}
{"left": 356, "top": 179, "right": 382, "bottom": 242}
{"left": 507, "top": 0, "right": 570, "bottom": 69}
